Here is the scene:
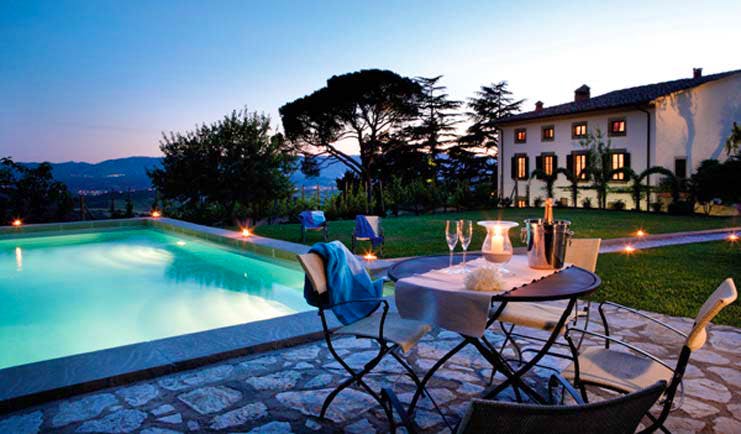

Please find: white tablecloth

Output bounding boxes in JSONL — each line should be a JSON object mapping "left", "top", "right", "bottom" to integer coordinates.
{"left": 394, "top": 255, "right": 567, "bottom": 337}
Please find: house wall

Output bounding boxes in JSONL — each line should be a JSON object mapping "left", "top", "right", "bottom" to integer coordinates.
{"left": 500, "top": 110, "right": 651, "bottom": 209}
{"left": 653, "top": 74, "right": 741, "bottom": 172}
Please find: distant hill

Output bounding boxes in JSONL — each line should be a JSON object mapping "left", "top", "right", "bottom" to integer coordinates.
{"left": 20, "top": 155, "right": 353, "bottom": 193}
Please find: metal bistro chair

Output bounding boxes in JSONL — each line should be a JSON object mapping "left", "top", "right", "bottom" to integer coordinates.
{"left": 297, "top": 253, "right": 432, "bottom": 431}
{"left": 351, "top": 215, "right": 384, "bottom": 257}
{"left": 492, "top": 238, "right": 602, "bottom": 365}
{"left": 299, "top": 210, "right": 329, "bottom": 242}
{"left": 456, "top": 380, "right": 667, "bottom": 434}
{"left": 562, "top": 278, "right": 737, "bottom": 433}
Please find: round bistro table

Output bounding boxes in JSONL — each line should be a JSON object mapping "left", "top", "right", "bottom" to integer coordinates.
{"left": 391, "top": 257, "right": 601, "bottom": 413}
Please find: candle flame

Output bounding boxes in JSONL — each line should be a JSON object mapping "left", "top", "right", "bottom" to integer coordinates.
{"left": 728, "top": 233, "right": 739, "bottom": 242}
{"left": 635, "top": 229, "right": 647, "bottom": 237}
{"left": 241, "top": 228, "right": 252, "bottom": 237}
{"left": 623, "top": 245, "right": 637, "bottom": 254}
{"left": 362, "top": 252, "right": 378, "bottom": 261}
{"left": 151, "top": 210, "right": 161, "bottom": 218}
{"left": 11, "top": 219, "right": 22, "bottom": 227}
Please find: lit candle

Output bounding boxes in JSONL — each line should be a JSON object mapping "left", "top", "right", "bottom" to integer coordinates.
{"left": 241, "top": 228, "right": 251, "bottom": 237}
{"left": 728, "top": 233, "right": 739, "bottom": 242}
{"left": 491, "top": 227, "right": 505, "bottom": 253}
{"left": 151, "top": 210, "right": 161, "bottom": 218}
{"left": 636, "top": 229, "right": 647, "bottom": 237}
{"left": 12, "top": 219, "right": 22, "bottom": 227}
{"left": 623, "top": 245, "right": 637, "bottom": 254}
{"left": 363, "top": 252, "right": 378, "bottom": 262}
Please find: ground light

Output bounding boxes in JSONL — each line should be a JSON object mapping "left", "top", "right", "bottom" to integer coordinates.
{"left": 635, "top": 229, "right": 647, "bottom": 237}
{"left": 151, "top": 210, "right": 161, "bottom": 218}
{"left": 12, "top": 219, "right": 22, "bottom": 227}
{"left": 362, "top": 252, "right": 378, "bottom": 262}
{"left": 728, "top": 233, "right": 739, "bottom": 242}
{"left": 241, "top": 228, "right": 252, "bottom": 237}
{"left": 623, "top": 245, "right": 637, "bottom": 254}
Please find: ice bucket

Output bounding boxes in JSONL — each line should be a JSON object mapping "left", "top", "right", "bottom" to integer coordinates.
{"left": 521, "top": 218, "right": 572, "bottom": 269}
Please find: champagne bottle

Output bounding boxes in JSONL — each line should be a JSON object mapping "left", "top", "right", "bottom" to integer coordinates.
{"left": 544, "top": 198, "right": 554, "bottom": 225}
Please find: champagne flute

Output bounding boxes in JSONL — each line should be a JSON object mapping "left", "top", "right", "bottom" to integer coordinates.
{"left": 458, "top": 220, "right": 473, "bottom": 271}
{"left": 445, "top": 220, "right": 459, "bottom": 272}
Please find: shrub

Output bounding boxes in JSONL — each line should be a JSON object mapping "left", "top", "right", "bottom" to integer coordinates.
{"left": 500, "top": 198, "right": 512, "bottom": 208}
{"left": 533, "top": 196, "right": 544, "bottom": 207}
{"left": 668, "top": 200, "right": 694, "bottom": 215}
{"left": 581, "top": 197, "right": 593, "bottom": 209}
{"left": 610, "top": 199, "right": 626, "bottom": 210}
{"left": 650, "top": 202, "right": 663, "bottom": 213}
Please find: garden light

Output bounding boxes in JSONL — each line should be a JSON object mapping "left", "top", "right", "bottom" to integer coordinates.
{"left": 635, "top": 229, "right": 647, "bottom": 237}
{"left": 362, "top": 252, "right": 378, "bottom": 262}
{"left": 728, "top": 233, "right": 739, "bottom": 242}
{"left": 623, "top": 245, "right": 637, "bottom": 254}
{"left": 151, "top": 210, "right": 161, "bottom": 218}
{"left": 241, "top": 228, "right": 252, "bottom": 237}
{"left": 12, "top": 219, "right": 22, "bottom": 227}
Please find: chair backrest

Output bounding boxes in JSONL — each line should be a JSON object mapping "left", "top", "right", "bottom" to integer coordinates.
{"left": 685, "top": 278, "right": 737, "bottom": 351}
{"left": 297, "top": 253, "right": 328, "bottom": 294}
{"left": 457, "top": 381, "right": 666, "bottom": 434}
{"left": 360, "top": 215, "right": 382, "bottom": 234}
{"left": 565, "top": 238, "right": 601, "bottom": 272}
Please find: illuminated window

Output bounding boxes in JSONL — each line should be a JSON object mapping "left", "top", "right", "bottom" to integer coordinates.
{"left": 543, "top": 155, "right": 555, "bottom": 176}
{"left": 609, "top": 118, "right": 627, "bottom": 136}
{"left": 517, "top": 156, "right": 527, "bottom": 179}
{"left": 541, "top": 125, "right": 555, "bottom": 141}
{"left": 515, "top": 128, "right": 527, "bottom": 143}
{"left": 517, "top": 199, "right": 527, "bottom": 208}
{"left": 574, "top": 153, "right": 587, "bottom": 180}
{"left": 611, "top": 152, "right": 626, "bottom": 180}
{"left": 572, "top": 122, "right": 588, "bottom": 139}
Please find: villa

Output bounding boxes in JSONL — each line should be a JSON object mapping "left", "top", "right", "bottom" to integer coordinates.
{"left": 497, "top": 68, "right": 741, "bottom": 209}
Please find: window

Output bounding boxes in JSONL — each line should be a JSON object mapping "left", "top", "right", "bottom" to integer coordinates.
{"left": 572, "top": 121, "right": 588, "bottom": 139}
{"left": 574, "top": 153, "right": 588, "bottom": 180}
{"left": 543, "top": 154, "right": 555, "bottom": 176}
{"left": 541, "top": 125, "right": 555, "bottom": 141}
{"left": 514, "top": 128, "right": 527, "bottom": 143}
{"left": 608, "top": 118, "right": 627, "bottom": 136}
{"left": 517, "top": 156, "right": 527, "bottom": 179}
{"left": 517, "top": 199, "right": 527, "bottom": 208}
{"left": 610, "top": 152, "right": 626, "bottom": 180}
{"left": 675, "top": 158, "right": 687, "bottom": 178}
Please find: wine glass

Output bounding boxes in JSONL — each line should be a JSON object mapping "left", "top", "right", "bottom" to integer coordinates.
{"left": 458, "top": 220, "right": 473, "bottom": 271}
{"left": 445, "top": 220, "right": 459, "bottom": 273}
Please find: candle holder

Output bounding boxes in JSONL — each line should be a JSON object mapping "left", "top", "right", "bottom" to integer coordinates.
{"left": 477, "top": 220, "right": 518, "bottom": 276}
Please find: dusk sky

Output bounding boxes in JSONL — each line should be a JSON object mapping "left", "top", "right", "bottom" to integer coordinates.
{"left": 1, "top": 0, "right": 739, "bottom": 163}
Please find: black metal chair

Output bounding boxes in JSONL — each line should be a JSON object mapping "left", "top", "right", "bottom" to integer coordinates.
{"left": 562, "top": 278, "right": 737, "bottom": 433}
{"left": 297, "top": 252, "right": 433, "bottom": 432}
{"left": 351, "top": 215, "right": 384, "bottom": 257}
{"left": 457, "top": 379, "right": 667, "bottom": 434}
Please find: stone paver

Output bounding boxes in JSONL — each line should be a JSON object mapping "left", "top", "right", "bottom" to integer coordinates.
{"left": 1, "top": 307, "right": 739, "bottom": 433}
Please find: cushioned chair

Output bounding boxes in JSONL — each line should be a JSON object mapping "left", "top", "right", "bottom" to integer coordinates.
{"left": 562, "top": 278, "right": 737, "bottom": 433}
{"left": 298, "top": 210, "right": 328, "bottom": 242}
{"left": 456, "top": 380, "right": 667, "bottom": 434}
{"left": 351, "top": 215, "right": 384, "bottom": 257}
{"left": 493, "top": 238, "right": 602, "bottom": 362}
{"left": 297, "top": 253, "right": 432, "bottom": 431}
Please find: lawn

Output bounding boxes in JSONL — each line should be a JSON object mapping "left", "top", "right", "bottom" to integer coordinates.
{"left": 253, "top": 208, "right": 738, "bottom": 258}
{"left": 593, "top": 241, "right": 740, "bottom": 327}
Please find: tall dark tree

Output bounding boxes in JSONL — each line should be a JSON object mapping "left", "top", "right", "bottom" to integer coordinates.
{"left": 447, "top": 81, "right": 523, "bottom": 184}
{"left": 0, "top": 158, "right": 73, "bottom": 223}
{"left": 148, "top": 109, "right": 296, "bottom": 224}
{"left": 280, "top": 69, "right": 423, "bottom": 185}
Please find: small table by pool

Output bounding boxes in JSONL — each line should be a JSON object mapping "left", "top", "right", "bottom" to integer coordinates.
{"left": 393, "top": 255, "right": 600, "bottom": 411}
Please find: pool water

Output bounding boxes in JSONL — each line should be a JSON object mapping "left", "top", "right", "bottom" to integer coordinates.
{"left": 0, "top": 229, "right": 308, "bottom": 369}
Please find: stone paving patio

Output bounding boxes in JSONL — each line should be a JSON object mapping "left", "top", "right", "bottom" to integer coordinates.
{"left": 1, "top": 305, "right": 739, "bottom": 434}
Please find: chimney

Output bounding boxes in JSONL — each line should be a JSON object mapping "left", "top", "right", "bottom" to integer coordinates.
{"left": 574, "top": 85, "right": 590, "bottom": 102}
{"left": 535, "top": 101, "right": 544, "bottom": 112}
{"left": 693, "top": 67, "right": 703, "bottom": 79}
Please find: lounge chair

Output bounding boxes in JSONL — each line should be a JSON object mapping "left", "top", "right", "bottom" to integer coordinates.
{"left": 493, "top": 238, "right": 602, "bottom": 363}
{"left": 298, "top": 210, "right": 328, "bottom": 242}
{"left": 351, "top": 215, "right": 384, "bottom": 257}
{"left": 297, "top": 252, "right": 432, "bottom": 431}
{"left": 562, "top": 278, "right": 737, "bottom": 433}
{"left": 456, "top": 380, "right": 667, "bottom": 434}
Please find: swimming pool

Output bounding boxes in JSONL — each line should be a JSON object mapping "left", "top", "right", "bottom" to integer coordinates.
{"left": 0, "top": 228, "right": 308, "bottom": 369}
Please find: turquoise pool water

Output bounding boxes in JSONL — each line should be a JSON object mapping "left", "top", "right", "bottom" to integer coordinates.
{"left": 0, "top": 228, "right": 308, "bottom": 369}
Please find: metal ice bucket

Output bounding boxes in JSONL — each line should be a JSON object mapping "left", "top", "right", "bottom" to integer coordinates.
{"left": 521, "top": 218, "right": 573, "bottom": 270}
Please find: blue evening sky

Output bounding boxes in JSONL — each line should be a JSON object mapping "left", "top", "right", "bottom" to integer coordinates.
{"left": 1, "top": 0, "right": 739, "bottom": 162}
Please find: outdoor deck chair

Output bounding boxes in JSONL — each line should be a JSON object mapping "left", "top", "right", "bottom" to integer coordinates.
{"left": 297, "top": 252, "right": 432, "bottom": 431}
{"left": 492, "top": 238, "right": 602, "bottom": 365}
{"left": 456, "top": 379, "right": 667, "bottom": 434}
{"left": 561, "top": 277, "right": 737, "bottom": 433}
{"left": 298, "top": 210, "right": 328, "bottom": 242}
{"left": 351, "top": 215, "right": 384, "bottom": 257}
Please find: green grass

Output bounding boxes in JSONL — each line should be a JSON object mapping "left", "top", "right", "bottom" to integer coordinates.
{"left": 253, "top": 208, "right": 738, "bottom": 258}
{"left": 593, "top": 241, "right": 740, "bottom": 327}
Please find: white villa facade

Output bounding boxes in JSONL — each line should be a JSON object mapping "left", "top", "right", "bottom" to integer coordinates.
{"left": 496, "top": 68, "right": 741, "bottom": 210}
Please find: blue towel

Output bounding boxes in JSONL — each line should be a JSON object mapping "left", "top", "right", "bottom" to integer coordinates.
{"left": 303, "top": 241, "right": 383, "bottom": 325}
{"left": 299, "top": 210, "right": 326, "bottom": 229}
{"left": 354, "top": 215, "right": 384, "bottom": 248}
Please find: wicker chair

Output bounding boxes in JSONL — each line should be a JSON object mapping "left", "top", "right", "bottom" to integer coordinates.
{"left": 297, "top": 252, "right": 432, "bottom": 431}
{"left": 562, "top": 278, "right": 737, "bottom": 433}
{"left": 493, "top": 238, "right": 602, "bottom": 363}
{"left": 456, "top": 380, "right": 667, "bottom": 434}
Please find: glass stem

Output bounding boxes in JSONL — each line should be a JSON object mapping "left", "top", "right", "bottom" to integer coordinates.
{"left": 462, "top": 249, "right": 467, "bottom": 268}
{"left": 449, "top": 250, "right": 453, "bottom": 269}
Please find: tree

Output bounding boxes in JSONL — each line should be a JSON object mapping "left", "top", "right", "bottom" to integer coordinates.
{"left": 280, "top": 69, "right": 423, "bottom": 186}
{"left": 613, "top": 166, "right": 677, "bottom": 210}
{"left": 0, "top": 158, "right": 73, "bottom": 223}
{"left": 124, "top": 190, "right": 134, "bottom": 217}
{"left": 148, "top": 109, "right": 296, "bottom": 224}
{"left": 555, "top": 167, "right": 581, "bottom": 207}
{"left": 448, "top": 81, "right": 523, "bottom": 185}
{"left": 530, "top": 169, "right": 557, "bottom": 198}
{"left": 725, "top": 121, "right": 741, "bottom": 156}
{"left": 691, "top": 158, "right": 741, "bottom": 214}
{"left": 579, "top": 130, "right": 615, "bottom": 209}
